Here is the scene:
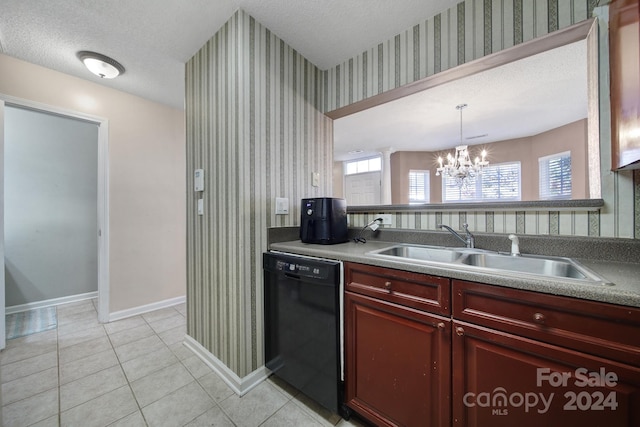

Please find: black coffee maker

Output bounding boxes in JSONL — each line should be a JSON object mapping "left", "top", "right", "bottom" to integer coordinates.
{"left": 299, "top": 197, "right": 348, "bottom": 244}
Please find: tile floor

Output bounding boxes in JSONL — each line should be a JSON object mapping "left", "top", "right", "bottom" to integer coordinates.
{"left": 1, "top": 299, "right": 366, "bottom": 427}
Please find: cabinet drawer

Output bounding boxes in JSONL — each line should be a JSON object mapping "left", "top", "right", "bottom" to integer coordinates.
{"left": 345, "top": 262, "right": 450, "bottom": 315}
{"left": 453, "top": 280, "right": 640, "bottom": 366}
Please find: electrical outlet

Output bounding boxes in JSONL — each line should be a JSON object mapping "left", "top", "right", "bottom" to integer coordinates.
{"left": 377, "top": 214, "right": 393, "bottom": 226}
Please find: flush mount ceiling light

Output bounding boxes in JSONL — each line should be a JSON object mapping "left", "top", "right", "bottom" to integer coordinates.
{"left": 77, "top": 51, "right": 125, "bottom": 79}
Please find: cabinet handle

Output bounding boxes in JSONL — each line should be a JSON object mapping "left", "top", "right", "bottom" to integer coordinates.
{"left": 455, "top": 326, "right": 465, "bottom": 336}
{"left": 437, "top": 322, "right": 446, "bottom": 329}
{"left": 533, "top": 312, "right": 546, "bottom": 323}
{"left": 384, "top": 281, "right": 392, "bottom": 292}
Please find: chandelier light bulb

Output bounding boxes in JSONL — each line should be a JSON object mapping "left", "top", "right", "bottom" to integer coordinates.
{"left": 435, "top": 104, "right": 489, "bottom": 187}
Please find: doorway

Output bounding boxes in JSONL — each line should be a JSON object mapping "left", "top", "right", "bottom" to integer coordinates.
{"left": 0, "top": 97, "right": 110, "bottom": 349}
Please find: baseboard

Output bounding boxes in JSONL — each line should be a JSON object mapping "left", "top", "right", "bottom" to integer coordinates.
{"left": 108, "top": 295, "right": 186, "bottom": 322}
{"left": 6, "top": 291, "right": 99, "bottom": 315}
{"left": 183, "top": 334, "right": 269, "bottom": 396}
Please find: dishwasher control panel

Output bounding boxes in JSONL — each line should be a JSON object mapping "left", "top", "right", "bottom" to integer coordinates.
{"left": 264, "top": 252, "right": 339, "bottom": 281}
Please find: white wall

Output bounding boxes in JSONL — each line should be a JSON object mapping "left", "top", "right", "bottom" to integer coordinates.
{"left": 4, "top": 106, "right": 98, "bottom": 306}
{"left": 0, "top": 53, "right": 186, "bottom": 313}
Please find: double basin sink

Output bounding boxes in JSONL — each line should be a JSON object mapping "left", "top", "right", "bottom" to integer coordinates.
{"left": 366, "top": 244, "right": 608, "bottom": 284}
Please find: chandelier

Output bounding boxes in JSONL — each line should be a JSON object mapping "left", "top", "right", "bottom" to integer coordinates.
{"left": 435, "top": 104, "right": 488, "bottom": 187}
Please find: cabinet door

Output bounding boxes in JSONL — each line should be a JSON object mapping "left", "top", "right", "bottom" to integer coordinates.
{"left": 345, "top": 291, "right": 450, "bottom": 427}
{"left": 452, "top": 321, "right": 640, "bottom": 427}
{"left": 610, "top": 0, "right": 640, "bottom": 170}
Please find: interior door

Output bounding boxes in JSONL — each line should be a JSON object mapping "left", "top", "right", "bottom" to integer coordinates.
{"left": 345, "top": 171, "right": 381, "bottom": 206}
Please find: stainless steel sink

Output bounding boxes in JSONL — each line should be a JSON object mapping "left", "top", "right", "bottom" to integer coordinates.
{"left": 458, "top": 253, "right": 598, "bottom": 280}
{"left": 366, "top": 244, "right": 607, "bottom": 283}
{"left": 367, "top": 244, "right": 465, "bottom": 263}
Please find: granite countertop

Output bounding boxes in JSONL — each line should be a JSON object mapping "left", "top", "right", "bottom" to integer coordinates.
{"left": 269, "top": 240, "right": 640, "bottom": 309}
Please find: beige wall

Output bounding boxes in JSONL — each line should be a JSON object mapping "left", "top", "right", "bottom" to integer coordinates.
{"left": 0, "top": 53, "right": 186, "bottom": 313}
{"left": 391, "top": 120, "right": 588, "bottom": 203}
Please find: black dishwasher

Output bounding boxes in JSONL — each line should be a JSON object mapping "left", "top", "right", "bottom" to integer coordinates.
{"left": 263, "top": 251, "right": 344, "bottom": 414}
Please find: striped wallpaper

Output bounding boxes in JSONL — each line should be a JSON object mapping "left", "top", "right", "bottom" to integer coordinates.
{"left": 326, "top": 0, "right": 640, "bottom": 240}
{"left": 186, "top": 0, "right": 636, "bottom": 381}
{"left": 324, "top": 0, "right": 599, "bottom": 112}
{"left": 185, "top": 9, "right": 332, "bottom": 377}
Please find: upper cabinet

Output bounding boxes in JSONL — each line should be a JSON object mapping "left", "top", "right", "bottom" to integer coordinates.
{"left": 610, "top": 0, "right": 640, "bottom": 170}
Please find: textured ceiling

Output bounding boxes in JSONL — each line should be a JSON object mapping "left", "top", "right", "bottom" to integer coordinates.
{"left": 0, "top": 0, "right": 459, "bottom": 110}
{"left": 334, "top": 40, "right": 588, "bottom": 161}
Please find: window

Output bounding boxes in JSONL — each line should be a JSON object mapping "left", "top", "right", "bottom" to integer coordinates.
{"left": 443, "top": 162, "right": 521, "bottom": 202}
{"left": 408, "top": 170, "right": 430, "bottom": 203}
{"left": 345, "top": 156, "right": 382, "bottom": 175}
{"left": 539, "top": 151, "right": 571, "bottom": 200}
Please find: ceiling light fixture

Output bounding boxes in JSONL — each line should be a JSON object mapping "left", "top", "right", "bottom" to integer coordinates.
{"left": 77, "top": 51, "right": 125, "bottom": 79}
{"left": 435, "top": 104, "right": 489, "bottom": 187}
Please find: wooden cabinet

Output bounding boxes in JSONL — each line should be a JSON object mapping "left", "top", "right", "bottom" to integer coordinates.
{"left": 609, "top": 0, "right": 640, "bottom": 170}
{"left": 452, "top": 280, "right": 640, "bottom": 426}
{"left": 344, "top": 262, "right": 451, "bottom": 427}
{"left": 452, "top": 321, "right": 640, "bottom": 426}
{"left": 343, "top": 265, "right": 640, "bottom": 426}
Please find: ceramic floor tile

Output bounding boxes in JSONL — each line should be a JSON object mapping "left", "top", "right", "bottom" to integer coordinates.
{"left": 141, "top": 307, "right": 181, "bottom": 324}
{"left": 56, "top": 299, "right": 96, "bottom": 317}
{"left": 121, "top": 346, "right": 178, "bottom": 382}
{"left": 58, "top": 335, "right": 112, "bottom": 365}
{"left": 2, "top": 366, "right": 58, "bottom": 405}
{"left": 0, "top": 330, "right": 58, "bottom": 365}
{"left": 184, "top": 405, "right": 235, "bottom": 426}
{"left": 174, "top": 303, "right": 187, "bottom": 317}
{"left": 103, "top": 315, "right": 146, "bottom": 335}
{"left": 182, "top": 354, "right": 211, "bottom": 379}
{"left": 114, "top": 334, "right": 167, "bottom": 363}
{"left": 29, "top": 414, "right": 60, "bottom": 427}
{"left": 59, "top": 348, "right": 119, "bottom": 385}
{"left": 146, "top": 313, "right": 185, "bottom": 334}
{"left": 169, "top": 341, "right": 193, "bottom": 360}
{"left": 197, "top": 372, "right": 235, "bottom": 403}
{"left": 60, "top": 385, "right": 138, "bottom": 427}
{"left": 2, "top": 387, "right": 59, "bottom": 427}
{"left": 57, "top": 324, "right": 106, "bottom": 348}
{"left": 219, "top": 380, "right": 289, "bottom": 427}
{"left": 57, "top": 309, "right": 101, "bottom": 332}
{"left": 130, "top": 362, "right": 194, "bottom": 407}
{"left": 262, "top": 401, "right": 325, "bottom": 427}
{"left": 157, "top": 324, "right": 186, "bottom": 346}
{"left": 108, "top": 323, "right": 155, "bottom": 348}
{"left": 60, "top": 365, "right": 127, "bottom": 411}
{"left": 141, "top": 381, "right": 215, "bottom": 427}
{"left": 0, "top": 351, "right": 57, "bottom": 383}
{"left": 106, "top": 410, "right": 147, "bottom": 427}
{"left": 1, "top": 300, "right": 349, "bottom": 427}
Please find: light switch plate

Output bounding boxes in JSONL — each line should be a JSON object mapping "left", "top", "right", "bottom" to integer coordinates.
{"left": 312, "top": 172, "right": 320, "bottom": 187}
{"left": 275, "top": 197, "right": 289, "bottom": 214}
{"left": 194, "top": 169, "right": 204, "bottom": 192}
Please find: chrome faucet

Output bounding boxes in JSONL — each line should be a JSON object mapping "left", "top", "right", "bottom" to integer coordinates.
{"left": 437, "top": 223, "right": 475, "bottom": 248}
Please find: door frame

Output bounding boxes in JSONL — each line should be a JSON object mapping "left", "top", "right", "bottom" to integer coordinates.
{"left": 0, "top": 94, "right": 110, "bottom": 325}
